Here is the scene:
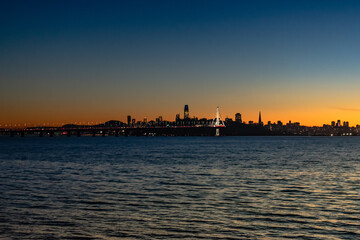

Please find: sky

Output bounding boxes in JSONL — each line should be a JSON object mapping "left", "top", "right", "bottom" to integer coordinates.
{"left": 1, "top": 0, "right": 360, "bottom": 126}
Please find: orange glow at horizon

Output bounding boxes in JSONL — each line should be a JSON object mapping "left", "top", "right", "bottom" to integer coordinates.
{"left": 2, "top": 76, "right": 360, "bottom": 128}
{"left": 1, "top": 105, "right": 360, "bottom": 128}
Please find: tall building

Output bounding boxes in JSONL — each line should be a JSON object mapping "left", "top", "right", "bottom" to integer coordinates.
{"left": 175, "top": 114, "right": 180, "bottom": 122}
{"left": 127, "top": 115, "right": 131, "bottom": 126}
{"left": 331, "top": 121, "right": 335, "bottom": 127}
{"left": 184, "top": 105, "right": 189, "bottom": 119}
{"left": 258, "top": 111, "right": 263, "bottom": 125}
{"left": 235, "top": 113, "right": 242, "bottom": 123}
{"left": 337, "top": 120, "right": 341, "bottom": 127}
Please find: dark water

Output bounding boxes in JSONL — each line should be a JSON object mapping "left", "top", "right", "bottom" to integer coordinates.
{"left": 0, "top": 136, "right": 359, "bottom": 239}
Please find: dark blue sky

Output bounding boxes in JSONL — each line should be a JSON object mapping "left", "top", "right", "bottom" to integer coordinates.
{"left": 1, "top": 0, "right": 360, "bottom": 125}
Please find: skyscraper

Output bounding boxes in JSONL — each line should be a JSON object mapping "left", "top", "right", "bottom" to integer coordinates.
{"left": 184, "top": 105, "right": 189, "bottom": 119}
{"left": 337, "top": 120, "right": 341, "bottom": 127}
{"left": 259, "top": 111, "right": 263, "bottom": 125}
{"left": 127, "top": 115, "right": 131, "bottom": 126}
{"left": 235, "top": 113, "right": 242, "bottom": 123}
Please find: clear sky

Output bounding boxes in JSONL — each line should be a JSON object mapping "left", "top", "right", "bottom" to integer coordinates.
{"left": 1, "top": 0, "right": 360, "bottom": 126}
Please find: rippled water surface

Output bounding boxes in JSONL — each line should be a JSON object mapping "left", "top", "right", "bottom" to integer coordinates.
{"left": 0, "top": 136, "right": 359, "bottom": 239}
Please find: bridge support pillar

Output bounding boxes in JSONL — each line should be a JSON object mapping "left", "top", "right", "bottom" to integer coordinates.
{"left": 215, "top": 128, "right": 220, "bottom": 136}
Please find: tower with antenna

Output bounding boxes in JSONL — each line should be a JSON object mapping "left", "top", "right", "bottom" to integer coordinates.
{"left": 259, "top": 111, "right": 263, "bottom": 126}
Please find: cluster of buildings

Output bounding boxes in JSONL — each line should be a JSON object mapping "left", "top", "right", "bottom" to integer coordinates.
{"left": 123, "top": 105, "right": 360, "bottom": 136}
{"left": 126, "top": 105, "right": 217, "bottom": 127}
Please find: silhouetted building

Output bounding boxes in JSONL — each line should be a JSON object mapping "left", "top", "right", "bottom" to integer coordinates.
{"left": 156, "top": 116, "right": 163, "bottom": 124}
{"left": 331, "top": 121, "right": 335, "bottom": 127}
{"left": 337, "top": 120, "right": 341, "bottom": 127}
{"left": 184, "top": 105, "right": 189, "bottom": 119}
{"left": 259, "top": 111, "right": 263, "bottom": 125}
{"left": 225, "top": 117, "right": 233, "bottom": 123}
{"left": 176, "top": 114, "right": 180, "bottom": 121}
{"left": 235, "top": 113, "right": 242, "bottom": 123}
{"left": 127, "top": 115, "right": 131, "bottom": 126}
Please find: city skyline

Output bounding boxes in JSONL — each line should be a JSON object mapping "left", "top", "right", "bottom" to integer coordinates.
{"left": 2, "top": 103, "right": 358, "bottom": 138}
{"left": 0, "top": 104, "right": 358, "bottom": 128}
{"left": 1, "top": 1, "right": 360, "bottom": 126}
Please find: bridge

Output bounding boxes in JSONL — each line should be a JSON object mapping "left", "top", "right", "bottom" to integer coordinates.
{"left": 1, "top": 107, "right": 226, "bottom": 137}
{"left": 1, "top": 125, "right": 227, "bottom": 137}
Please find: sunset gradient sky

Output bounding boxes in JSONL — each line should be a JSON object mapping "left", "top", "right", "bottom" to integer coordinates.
{"left": 1, "top": 0, "right": 360, "bottom": 126}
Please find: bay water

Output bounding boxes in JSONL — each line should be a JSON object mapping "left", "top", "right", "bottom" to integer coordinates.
{"left": 0, "top": 136, "right": 359, "bottom": 239}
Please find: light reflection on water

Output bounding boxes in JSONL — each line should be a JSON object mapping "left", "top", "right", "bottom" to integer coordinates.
{"left": 0, "top": 136, "right": 359, "bottom": 239}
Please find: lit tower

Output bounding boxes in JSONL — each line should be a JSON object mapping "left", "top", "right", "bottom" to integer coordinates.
{"left": 184, "top": 105, "right": 189, "bottom": 119}
{"left": 211, "top": 106, "right": 225, "bottom": 136}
